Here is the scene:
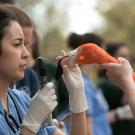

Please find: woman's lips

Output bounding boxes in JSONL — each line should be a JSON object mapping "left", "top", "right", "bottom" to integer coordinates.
{"left": 19, "top": 64, "right": 27, "bottom": 70}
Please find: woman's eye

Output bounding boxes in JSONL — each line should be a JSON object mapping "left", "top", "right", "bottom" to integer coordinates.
{"left": 14, "top": 42, "right": 21, "bottom": 47}
{"left": 14, "top": 39, "right": 24, "bottom": 47}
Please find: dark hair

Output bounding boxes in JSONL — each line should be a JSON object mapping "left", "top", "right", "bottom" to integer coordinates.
{"left": 83, "top": 33, "right": 105, "bottom": 47}
{"left": 31, "top": 30, "right": 40, "bottom": 60}
{"left": 3, "top": 4, "right": 32, "bottom": 27}
{"left": 67, "top": 33, "right": 85, "bottom": 49}
{"left": 0, "top": 5, "right": 17, "bottom": 54}
{"left": 0, "top": 0, "right": 14, "bottom": 4}
{"left": 105, "top": 41, "right": 126, "bottom": 56}
{"left": 67, "top": 32, "right": 105, "bottom": 49}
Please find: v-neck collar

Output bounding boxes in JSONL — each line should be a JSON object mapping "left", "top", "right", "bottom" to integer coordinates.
{"left": 0, "top": 100, "right": 4, "bottom": 115}
{"left": 0, "top": 91, "right": 9, "bottom": 115}
{"left": 7, "top": 91, "right": 20, "bottom": 123}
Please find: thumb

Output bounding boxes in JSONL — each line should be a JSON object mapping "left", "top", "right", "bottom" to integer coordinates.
{"left": 100, "top": 63, "right": 117, "bottom": 70}
{"left": 56, "top": 56, "right": 62, "bottom": 63}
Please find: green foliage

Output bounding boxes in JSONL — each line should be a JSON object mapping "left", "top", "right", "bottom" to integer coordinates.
{"left": 98, "top": 0, "right": 135, "bottom": 54}
{"left": 16, "top": 0, "right": 39, "bottom": 7}
{"left": 41, "top": 28, "right": 67, "bottom": 58}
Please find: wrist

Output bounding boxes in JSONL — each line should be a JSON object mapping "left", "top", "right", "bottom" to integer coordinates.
{"left": 121, "top": 76, "right": 135, "bottom": 95}
{"left": 69, "top": 87, "right": 88, "bottom": 113}
{"left": 22, "top": 120, "right": 41, "bottom": 134}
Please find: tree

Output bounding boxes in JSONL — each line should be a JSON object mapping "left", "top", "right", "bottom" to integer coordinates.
{"left": 39, "top": 1, "right": 69, "bottom": 58}
{"left": 97, "top": 0, "right": 135, "bottom": 53}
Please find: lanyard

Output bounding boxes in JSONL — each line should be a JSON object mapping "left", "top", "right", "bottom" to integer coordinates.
{"left": 4, "top": 110, "right": 20, "bottom": 134}
{"left": 8, "top": 91, "right": 22, "bottom": 124}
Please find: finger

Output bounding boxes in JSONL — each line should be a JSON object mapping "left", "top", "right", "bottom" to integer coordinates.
{"left": 56, "top": 50, "right": 67, "bottom": 63}
{"left": 52, "top": 95, "right": 57, "bottom": 101}
{"left": 52, "top": 101, "right": 58, "bottom": 109}
{"left": 47, "top": 94, "right": 57, "bottom": 102}
{"left": 60, "top": 50, "right": 66, "bottom": 56}
{"left": 52, "top": 119, "right": 59, "bottom": 127}
{"left": 59, "top": 121, "right": 65, "bottom": 128}
{"left": 56, "top": 56, "right": 62, "bottom": 62}
{"left": 49, "top": 89, "right": 56, "bottom": 96}
{"left": 100, "top": 63, "right": 119, "bottom": 70}
{"left": 62, "top": 65, "right": 69, "bottom": 75}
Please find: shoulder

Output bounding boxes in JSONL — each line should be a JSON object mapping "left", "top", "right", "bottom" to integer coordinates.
{"left": 8, "top": 88, "right": 31, "bottom": 120}
{"left": 9, "top": 89, "right": 31, "bottom": 107}
{"left": 26, "top": 67, "right": 38, "bottom": 77}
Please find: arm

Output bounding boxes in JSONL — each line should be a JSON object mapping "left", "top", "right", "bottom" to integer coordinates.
{"left": 57, "top": 51, "right": 88, "bottom": 135}
{"left": 100, "top": 57, "right": 135, "bottom": 116}
{"left": 120, "top": 78, "right": 135, "bottom": 116}
{"left": 62, "top": 64, "right": 88, "bottom": 135}
{"left": 86, "top": 116, "right": 93, "bottom": 135}
{"left": 70, "top": 112, "right": 87, "bottom": 135}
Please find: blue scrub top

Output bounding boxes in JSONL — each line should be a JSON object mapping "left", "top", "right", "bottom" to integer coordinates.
{"left": 83, "top": 74, "right": 112, "bottom": 135}
{"left": 0, "top": 88, "right": 56, "bottom": 135}
{"left": 16, "top": 67, "right": 40, "bottom": 98}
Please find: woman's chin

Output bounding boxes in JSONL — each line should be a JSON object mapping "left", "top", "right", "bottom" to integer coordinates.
{"left": 15, "top": 73, "right": 25, "bottom": 81}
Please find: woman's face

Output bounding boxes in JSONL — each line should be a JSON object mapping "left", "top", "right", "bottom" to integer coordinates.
{"left": 0, "top": 21, "right": 29, "bottom": 81}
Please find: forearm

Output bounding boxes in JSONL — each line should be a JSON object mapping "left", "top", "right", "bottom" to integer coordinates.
{"left": 70, "top": 112, "right": 87, "bottom": 135}
{"left": 86, "top": 116, "right": 94, "bottom": 135}
{"left": 86, "top": 116, "right": 93, "bottom": 135}
{"left": 122, "top": 78, "right": 135, "bottom": 117}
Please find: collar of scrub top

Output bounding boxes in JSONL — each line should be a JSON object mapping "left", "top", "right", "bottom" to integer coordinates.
{"left": 0, "top": 90, "right": 22, "bottom": 134}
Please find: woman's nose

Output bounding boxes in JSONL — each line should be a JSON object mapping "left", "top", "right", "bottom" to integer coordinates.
{"left": 22, "top": 46, "right": 30, "bottom": 59}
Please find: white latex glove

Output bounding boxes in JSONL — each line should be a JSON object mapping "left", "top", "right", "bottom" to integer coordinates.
{"left": 115, "top": 105, "right": 134, "bottom": 120}
{"left": 22, "top": 82, "right": 57, "bottom": 134}
{"left": 58, "top": 50, "right": 88, "bottom": 113}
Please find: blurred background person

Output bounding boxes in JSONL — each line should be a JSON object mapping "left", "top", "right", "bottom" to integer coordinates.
{"left": 58, "top": 32, "right": 112, "bottom": 135}
{"left": 0, "top": 0, "right": 14, "bottom": 4}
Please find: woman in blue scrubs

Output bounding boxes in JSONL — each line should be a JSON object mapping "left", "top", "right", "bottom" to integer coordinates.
{"left": 0, "top": 4, "right": 88, "bottom": 135}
